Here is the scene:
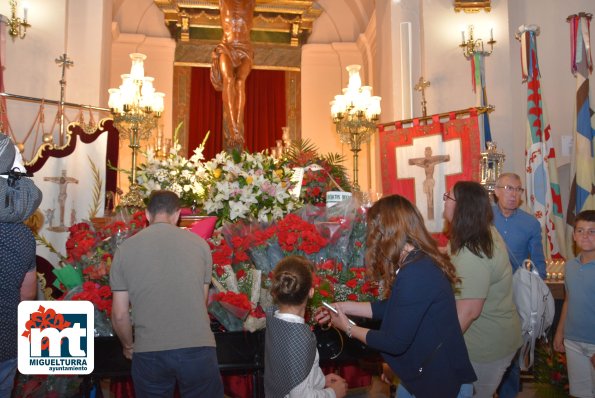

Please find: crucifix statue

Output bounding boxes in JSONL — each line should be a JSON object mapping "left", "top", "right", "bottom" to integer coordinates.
{"left": 408, "top": 147, "right": 450, "bottom": 220}
{"left": 44, "top": 170, "right": 78, "bottom": 231}
{"left": 211, "top": 0, "right": 256, "bottom": 152}
{"left": 414, "top": 76, "right": 431, "bottom": 118}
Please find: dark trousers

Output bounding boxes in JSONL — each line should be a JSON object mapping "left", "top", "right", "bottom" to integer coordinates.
{"left": 131, "top": 346, "right": 224, "bottom": 398}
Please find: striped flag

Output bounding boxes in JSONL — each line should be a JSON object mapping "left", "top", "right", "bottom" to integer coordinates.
{"left": 518, "top": 25, "right": 567, "bottom": 259}
{"left": 470, "top": 53, "right": 492, "bottom": 149}
{"left": 566, "top": 13, "right": 595, "bottom": 254}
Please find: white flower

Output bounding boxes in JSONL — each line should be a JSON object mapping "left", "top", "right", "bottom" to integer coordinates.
{"left": 229, "top": 200, "right": 249, "bottom": 220}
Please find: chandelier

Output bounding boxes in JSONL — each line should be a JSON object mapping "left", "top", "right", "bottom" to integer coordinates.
{"left": 330, "top": 65, "right": 381, "bottom": 192}
{"left": 107, "top": 53, "right": 165, "bottom": 208}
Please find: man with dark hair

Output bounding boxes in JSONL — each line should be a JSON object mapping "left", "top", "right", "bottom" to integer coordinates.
{"left": 493, "top": 173, "right": 546, "bottom": 398}
{"left": 110, "top": 190, "right": 223, "bottom": 397}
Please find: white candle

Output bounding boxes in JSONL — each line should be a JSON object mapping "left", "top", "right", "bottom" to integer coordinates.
{"left": 490, "top": 28, "right": 493, "bottom": 41}
{"left": 23, "top": 3, "right": 28, "bottom": 21}
{"left": 461, "top": 30, "right": 465, "bottom": 44}
{"left": 64, "top": 0, "right": 69, "bottom": 53}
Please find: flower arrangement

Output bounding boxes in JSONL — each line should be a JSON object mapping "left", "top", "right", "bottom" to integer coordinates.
{"left": 285, "top": 139, "right": 352, "bottom": 205}
{"left": 202, "top": 150, "right": 301, "bottom": 225}
{"left": 50, "top": 211, "right": 148, "bottom": 330}
{"left": 534, "top": 340, "right": 569, "bottom": 396}
{"left": 136, "top": 130, "right": 210, "bottom": 208}
{"left": 209, "top": 199, "right": 383, "bottom": 329}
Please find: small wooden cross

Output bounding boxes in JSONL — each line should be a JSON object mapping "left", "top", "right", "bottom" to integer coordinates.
{"left": 414, "top": 77, "right": 431, "bottom": 118}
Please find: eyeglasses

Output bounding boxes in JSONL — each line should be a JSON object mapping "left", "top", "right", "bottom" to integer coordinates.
{"left": 443, "top": 192, "right": 456, "bottom": 202}
{"left": 574, "top": 228, "right": 595, "bottom": 237}
{"left": 496, "top": 185, "right": 525, "bottom": 194}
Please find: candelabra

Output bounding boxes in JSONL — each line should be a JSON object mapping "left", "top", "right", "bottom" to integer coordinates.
{"left": 108, "top": 53, "right": 165, "bottom": 208}
{"left": 330, "top": 65, "right": 381, "bottom": 192}
{"left": 5, "top": 0, "right": 30, "bottom": 39}
{"left": 459, "top": 25, "right": 496, "bottom": 58}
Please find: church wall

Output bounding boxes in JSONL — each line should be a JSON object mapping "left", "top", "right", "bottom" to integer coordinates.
{"left": 0, "top": 0, "right": 112, "bottom": 159}
{"left": 369, "top": 0, "right": 594, "bottom": 215}
{"left": 301, "top": 42, "right": 375, "bottom": 192}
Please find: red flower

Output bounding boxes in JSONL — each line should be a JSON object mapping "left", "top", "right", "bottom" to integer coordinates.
{"left": 345, "top": 279, "right": 358, "bottom": 289}
{"left": 213, "top": 291, "right": 252, "bottom": 311}
{"left": 347, "top": 293, "right": 358, "bottom": 301}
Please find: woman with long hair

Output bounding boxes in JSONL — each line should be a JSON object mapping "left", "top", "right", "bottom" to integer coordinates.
{"left": 443, "top": 181, "right": 521, "bottom": 397}
{"left": 318, "top": 194, "right": 476, "bottom": 398}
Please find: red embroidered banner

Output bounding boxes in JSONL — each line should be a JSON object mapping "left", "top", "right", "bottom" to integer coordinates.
{"left": 379, "top": 110, "right": 481, "bottom": 233}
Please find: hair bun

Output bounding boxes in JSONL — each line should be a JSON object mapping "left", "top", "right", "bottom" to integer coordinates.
{"left": 279, "top": 271, "right": 298, "bottom": 294}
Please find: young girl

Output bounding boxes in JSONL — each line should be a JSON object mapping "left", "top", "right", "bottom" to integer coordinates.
{"left": 264, "top": 255, "right": 347, "bottom": 398}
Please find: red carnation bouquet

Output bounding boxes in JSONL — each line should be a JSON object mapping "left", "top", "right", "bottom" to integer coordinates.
{"left": 50, "top": 211, "right": 147, "bottom": 335}
{"left": 210, "top": 198, "right": 384, "bottom": 329}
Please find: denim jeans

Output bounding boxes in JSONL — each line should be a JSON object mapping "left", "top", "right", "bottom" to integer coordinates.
{"left": 497, "top": 354, "right": 521, "bottom": 398}
{"left": 131, "top": 346, "right": 224, "bottom": 398}
{"left": 0, "top": 358, "right": 17, "bottom": 398}
{"left": 396, "top": 382, "right": 473, "bottom": 398}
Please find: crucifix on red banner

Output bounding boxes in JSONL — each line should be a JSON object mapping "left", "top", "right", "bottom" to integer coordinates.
{"left": 378, "top": 110, "right": 482, "bottom": 234}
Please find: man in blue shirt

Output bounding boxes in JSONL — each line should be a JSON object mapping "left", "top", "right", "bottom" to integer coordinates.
{"left": 493, "top": 172, "right": 547, "bottom": 398}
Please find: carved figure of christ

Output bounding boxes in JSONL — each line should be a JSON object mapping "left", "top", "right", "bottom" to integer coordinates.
{"left": 43, "top": 170, "right": 79, "bottom": 227}
{"left": 396, "top": 137, "right": 462, "bottom": 231}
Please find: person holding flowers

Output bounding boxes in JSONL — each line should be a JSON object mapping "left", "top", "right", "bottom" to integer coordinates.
{"left": 264, "top": 255, "right": 347, "bottom": 398}
{"left": 316, "top": 194, "right": 476, "bottom": 398}
{"left": 110, "top": 190, "right": 223, "bottom": 397}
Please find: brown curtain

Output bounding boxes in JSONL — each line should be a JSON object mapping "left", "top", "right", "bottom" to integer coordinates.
{"left": 189, "top": 67, "right": 286, "bottom": 160}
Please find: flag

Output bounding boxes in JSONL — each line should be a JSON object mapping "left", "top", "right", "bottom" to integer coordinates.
{"left": 518, "top": 25, "right": 567, "bottom": 259}
{"left": 470, "top": 53, "right": 492, "bottom": 149}
{"left": 566, "top": 13, "right": 595, "bottom": 254}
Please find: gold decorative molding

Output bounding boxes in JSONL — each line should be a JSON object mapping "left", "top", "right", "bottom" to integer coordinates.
{"left": 154, "top": 0, "right": 321, "bottom": 45}
{"left": 453, "top": 0, "right": 491, "bottom": 13}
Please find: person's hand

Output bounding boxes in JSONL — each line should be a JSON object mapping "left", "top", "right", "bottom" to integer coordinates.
{"left": 328, "top": 303, "right": 352, "bottom": 334}
{"left": 380, "top": 362, "right": 397, "bottom": 386}
{"left": 314, "top": 306, "right": 332, "bottom": 326}
{"left": 553, "top": 332, "right": 565, "bottom": 353}
{"left": 325, "top": 373, "right": 348, "bottom": 398}
{"left": 122, "top": 345, "right": 133, "bottom": 360}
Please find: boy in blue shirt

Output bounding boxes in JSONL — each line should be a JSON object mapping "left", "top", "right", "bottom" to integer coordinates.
{"left": 554, "top": 210, "right": 595, "bottom": 398}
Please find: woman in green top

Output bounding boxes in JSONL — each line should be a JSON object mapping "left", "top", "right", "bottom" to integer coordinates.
{"left": 443, "top": 181, "right": 522, "bottom": 398}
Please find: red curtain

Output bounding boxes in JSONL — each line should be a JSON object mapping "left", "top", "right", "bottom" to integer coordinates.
{"left": 244, "top": 69, "right": 286, "bottom": 152}
{"left": 189, "top": 67, "right": 286, "bottom": 160}
{"left": 189, "top": 68, "right": 223, "bottom": 161}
